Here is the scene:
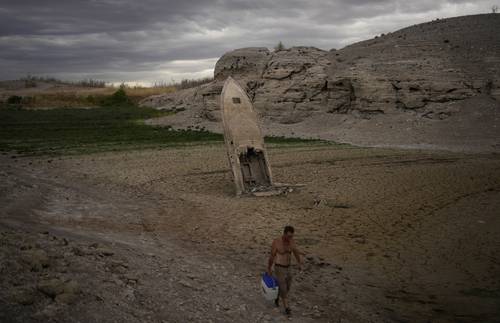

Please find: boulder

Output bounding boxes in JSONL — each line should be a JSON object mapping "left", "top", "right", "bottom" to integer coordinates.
{"left": 214, "top": 47, "right": 271, "bottom": 80}
{"left": 21, "top": 249, "right": 50, "bottom": 271}
{"left": 37, "top": 279, "right": 79, "bottom": 300}
{"left": 10, "top": 288, "right": 36, "bottom": 305}
{"left": 37, "top": 278, "right": 65, "bottom": 298}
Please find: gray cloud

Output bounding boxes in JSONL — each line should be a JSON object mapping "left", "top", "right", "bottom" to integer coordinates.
{"left": 0, "top": 0, "right": 494, "bottom": 84}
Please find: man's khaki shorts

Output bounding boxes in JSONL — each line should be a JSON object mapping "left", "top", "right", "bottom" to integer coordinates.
{"left": 274, "top": 265, "right": 292, "bottom": 298}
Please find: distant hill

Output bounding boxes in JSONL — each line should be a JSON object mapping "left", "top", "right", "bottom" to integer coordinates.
{"left": 141, "top": 14, "right": 500, "bottom": 152}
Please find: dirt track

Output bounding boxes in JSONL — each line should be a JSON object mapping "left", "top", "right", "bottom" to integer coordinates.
{"left": 1, "top": 144, "right": 500, "bottom": 322}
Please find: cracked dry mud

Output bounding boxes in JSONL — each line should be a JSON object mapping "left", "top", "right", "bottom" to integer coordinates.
{"left": 1, "top": 144, "right": 500, "bottom": 322}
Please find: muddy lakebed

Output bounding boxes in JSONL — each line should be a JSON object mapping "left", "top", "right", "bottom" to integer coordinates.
{"left": 1, "top": 143, "right": 499, "bottom": 322}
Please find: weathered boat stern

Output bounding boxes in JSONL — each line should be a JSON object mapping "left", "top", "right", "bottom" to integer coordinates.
{"left": 221, "top": 77, "right": 274, "bottom": 195}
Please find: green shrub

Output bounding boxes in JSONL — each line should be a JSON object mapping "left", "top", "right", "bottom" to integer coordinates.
{"left": 274, "top": 41, "right": 286, "bottom": 52}
{"left": 7, "top": 95, "right": 23, "bottom": 105}
{"left": 100, "top": 85, "right": 134, "bottom": 107}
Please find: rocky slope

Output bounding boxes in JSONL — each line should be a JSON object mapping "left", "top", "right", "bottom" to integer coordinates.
{"left": 140, "top": 14, "right": 500, "bottom": 152}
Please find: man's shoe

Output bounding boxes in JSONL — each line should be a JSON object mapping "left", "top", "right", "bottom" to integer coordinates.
{"left": 274, "top": 298, "right": 279, "bottom": 307}
{"left": 285, "top": 307, "right": 291, "bottom": 316}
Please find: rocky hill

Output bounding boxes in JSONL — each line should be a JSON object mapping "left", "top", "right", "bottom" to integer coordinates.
{"left": 141, "top": 14, "right": 500, "bottom": 152}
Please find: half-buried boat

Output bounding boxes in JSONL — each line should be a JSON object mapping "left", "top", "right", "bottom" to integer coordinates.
{"left": 221, "top": 77, "right": 274, "bottom": 195}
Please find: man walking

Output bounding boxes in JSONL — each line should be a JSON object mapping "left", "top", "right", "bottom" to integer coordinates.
{"left": 267, "top": 225, "right": 303, "bottom": 315}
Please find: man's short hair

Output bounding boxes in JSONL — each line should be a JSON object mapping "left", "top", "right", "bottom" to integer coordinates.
{"left": 284, "top": 225, "right": 295, "bottom": 234}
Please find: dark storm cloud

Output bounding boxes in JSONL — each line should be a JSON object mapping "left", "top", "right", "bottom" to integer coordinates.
{"left": 0, "top": 0, "right": 492, "bottom": 84}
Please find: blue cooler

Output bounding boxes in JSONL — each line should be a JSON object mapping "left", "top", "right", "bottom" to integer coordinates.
{"left": 261, "top": 272, "right": 279, "bottom": 301}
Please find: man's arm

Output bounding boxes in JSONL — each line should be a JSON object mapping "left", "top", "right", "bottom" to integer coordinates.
{"left": 292, "top": 241, "right": 303, "bottom": 270}
{"left": 267, "top": 240, "right": 277, "bottom": 275}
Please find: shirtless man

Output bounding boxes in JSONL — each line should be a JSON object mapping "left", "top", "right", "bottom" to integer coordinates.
{"left": 267, "top": 225, "right": 303, "bottom": 315}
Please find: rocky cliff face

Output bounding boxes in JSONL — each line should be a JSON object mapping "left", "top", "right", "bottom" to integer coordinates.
{"left": 141, "top": 14, "right": 500, "bottom": 152}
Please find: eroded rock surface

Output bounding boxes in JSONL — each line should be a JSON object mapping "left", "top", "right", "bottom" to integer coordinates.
{"left": 140, "top": 14, "right": 500, "bottom": 152}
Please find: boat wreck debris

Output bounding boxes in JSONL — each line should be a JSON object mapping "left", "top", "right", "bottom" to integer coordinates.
{"left": 221, "top": 77, "right": 275, "bottom": 196}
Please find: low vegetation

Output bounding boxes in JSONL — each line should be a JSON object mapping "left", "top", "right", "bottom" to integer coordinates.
{"left": 274, "top": 41, "right": 286, "bottom": 52}
{"left": 265, "top": 136, "right": 325, "bottom": 145}
{"left": 1, "top": 87, "right": 176, "bottom": 109}
{"left": 0, "top": 76, "right": 215, "bottom": 109}
{"left": 0, "top": 105, "right": 224, "bottom": 156}
{"left": 0, "top": 106, "right": 325, "bottom": 156}
{"left": 20, "top": 75, "right": 107, "bottom": 88}
{"left": 0, "top": 84, "right": 329, "bottom": 156}
{"left": 173, "top": 77, "right": 213, "bottom": 90}
{"left": 0, "top": 87, "right": 221, "bottom": 155}
{"left": 3, "top": 92, "right": 111, "bottom": 109}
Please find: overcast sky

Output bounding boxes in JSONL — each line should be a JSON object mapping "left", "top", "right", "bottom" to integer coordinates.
{"left": 0, "top": 0, "right": 495, "bottom": 85}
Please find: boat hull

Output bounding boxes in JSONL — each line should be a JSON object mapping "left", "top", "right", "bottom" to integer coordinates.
{"left": 221, "top": 77, "right": 273, "bottom": 195}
